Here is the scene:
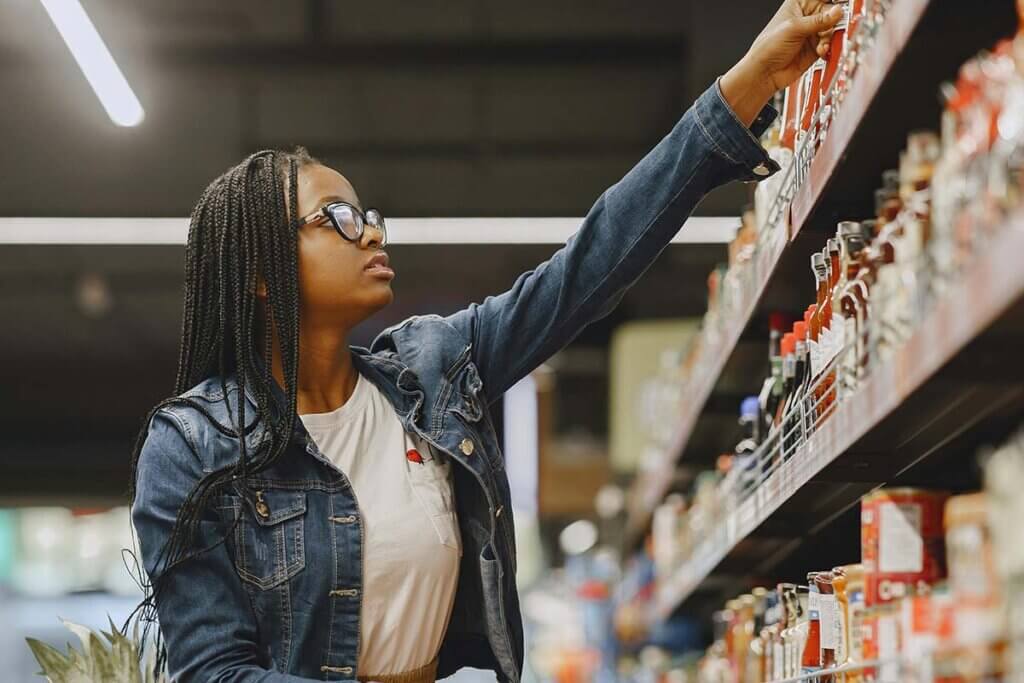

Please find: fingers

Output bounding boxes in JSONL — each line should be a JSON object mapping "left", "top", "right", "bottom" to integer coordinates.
{"left": 791, "top": 4, "right": 844, "bottom": 38}
{"left": 817, "top": 34, "right": 832, "bottom": 59}
{"left": 801, "top": 43, "right": 823, "bottom": 73}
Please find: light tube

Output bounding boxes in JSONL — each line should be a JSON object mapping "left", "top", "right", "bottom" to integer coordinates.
{"left": 38, "top": 0, "right": 144, "bottom": 127}
{"left": 0, "top": 217, "right": 740, "bottom": 245}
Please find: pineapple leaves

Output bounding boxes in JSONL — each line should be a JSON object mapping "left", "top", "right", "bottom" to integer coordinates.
{"left": 25, "top": 613, "right": 168, "bottom": 683}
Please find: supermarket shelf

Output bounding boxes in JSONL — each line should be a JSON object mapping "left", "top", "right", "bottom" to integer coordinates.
{"left": 789, "top": 0, "right": 931, "bottom": 232}
{"left": 623, "top": 0, "right": 932, "bottom": 545}
{"left": 650, "top": 216, "right": 1024, "bottom": 621}
{"left": 624, "top": 223, "right": 789, "bottom": 544}
{"left": 790, "top": 0, "right": 1018, "bottom": 235}
{"left": 763, "top": 659, "right": 894, "bottom": 683}
{"left": 755, "top": 651, "right": 1002, "bottom": 683}
{"left": 622, "top": 0, "right": 1019, "bottom": 549}
{"left": 624, "top": 0, "right": 928, "bottom": 545}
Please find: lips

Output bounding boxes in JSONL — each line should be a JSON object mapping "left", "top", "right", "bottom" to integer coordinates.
{"left": 364, "top": 251, "right": 390, "bottom": 270}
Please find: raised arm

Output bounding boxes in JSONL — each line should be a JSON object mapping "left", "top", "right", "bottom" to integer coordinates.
{"left": 131, "top": 410, "right": 325, "bottom": 683}
{"left": 444, "top": 1, "right": 843, "bottom": 400}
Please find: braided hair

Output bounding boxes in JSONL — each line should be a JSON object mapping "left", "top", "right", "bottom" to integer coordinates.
{"left": 120, "top": 146, "right": 322, "bottom": 677}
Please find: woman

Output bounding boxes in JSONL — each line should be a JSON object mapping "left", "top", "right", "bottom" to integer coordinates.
{"left": 126, "top": 2, "right": 843, "bottom": 681}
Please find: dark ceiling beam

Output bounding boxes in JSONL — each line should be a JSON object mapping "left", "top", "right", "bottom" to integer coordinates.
{"left": 307, "top": 0, "right": 331, "bottom": 41}
{"left": 253, "top": 138, "right": 653, "bottom": 162}
{"left": 153, "top": 36, "right": 687, "bottom": 69}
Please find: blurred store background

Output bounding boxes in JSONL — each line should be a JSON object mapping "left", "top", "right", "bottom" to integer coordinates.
{"left": 6, "top": 0, "right": 1024, "bottom": 682}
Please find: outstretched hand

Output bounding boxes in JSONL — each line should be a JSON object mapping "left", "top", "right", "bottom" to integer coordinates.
{"left": 721, "top": 1, "right": 845, "bottom": 127}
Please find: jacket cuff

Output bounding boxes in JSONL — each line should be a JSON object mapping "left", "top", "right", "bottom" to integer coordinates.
{"left": 693, "top": 77, "right": 781, "bottom": 182}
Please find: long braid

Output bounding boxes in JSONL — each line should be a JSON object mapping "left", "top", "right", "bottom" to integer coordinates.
{"left": 120, "top": 146, "right": 322, "bottom": 677}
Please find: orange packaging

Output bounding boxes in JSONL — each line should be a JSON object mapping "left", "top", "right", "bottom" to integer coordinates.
{"left": 861, "top": 488, "right": 950, "bottom": 605}
{"left": 800, "top": 59, "right": 826, "bottom": 140}
{"left": 875, "top": 603, "right": 902, "bottom": 683}
{"left": 899, "top": 591, "right": 937, "bottom": 661}
{"left": 821, "top": 2, "right": 849, "bottom": 107}
{"left": 860, "top": 607, "right": 878, "bottom": 681}
{"left": 781, "top": 78, "right": 801, "bottom": 150}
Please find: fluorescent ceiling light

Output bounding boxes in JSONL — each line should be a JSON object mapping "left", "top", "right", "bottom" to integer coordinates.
{"left": 0, "top": 217, "right": 739, "bottom": 245}
{"left": 38, "top": 0, "right": 144, "bottom": 127}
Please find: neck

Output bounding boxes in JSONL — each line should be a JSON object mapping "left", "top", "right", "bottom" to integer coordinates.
{"left": 260, "top": 308, "right": 360, "bottom": 416}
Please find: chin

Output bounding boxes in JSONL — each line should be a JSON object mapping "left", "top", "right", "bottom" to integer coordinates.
{"left": 368, "top": 288, "right": 395, "bottom": 312}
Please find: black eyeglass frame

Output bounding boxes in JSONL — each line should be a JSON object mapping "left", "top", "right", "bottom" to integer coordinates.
{"left": 296, "top": 200, "right": 387, "bottom": 246}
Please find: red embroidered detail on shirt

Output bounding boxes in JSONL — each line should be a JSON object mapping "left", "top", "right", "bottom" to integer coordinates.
{"left": 406, "top": 448, "right": 424, "bottom": 464}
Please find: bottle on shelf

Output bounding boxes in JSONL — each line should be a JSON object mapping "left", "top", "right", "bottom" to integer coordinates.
{"left": 760, "top": 313, "right": 789, "bottom": 442}
{"left": 819, "top": 237, "right": 842, "bottom": 422}
{"left": 835, "top": 221, "right": 867, "bottom": 398}
{"left": 746, "top": 587, "right": 770, "bottom": 683}
{"left": 810, "top": 252, "right": 828, "bottom": 385}
{"left": 780, "top": 75, "right": 802, "bottom": 151}
{"left": 769, "top": 0, "right": 889, "bottom": 187}
{"left": 843, "top": 0, "right": 869, "bottom": 88}
{"left": 775, "top": 583, "right": 797, "bottom": 681}
{"left": 842, "top": 563, "right": 867, "bottom": 683}
{"left": 802, "top": 572, "right": 823, "bottom": 678}
{"left": 778, "top": 318, "right": 808, "bottom": 457}
{"left": 724, "top": 598, "right": 742, "bottom": 677}
{"left": 858, "top": 173, "right": 899, "bottom": 367}
{"left": 735, "top": 396, "right": 762, "bottom": 498}
{"left": 794, "top": 317, "right": 812, "bottom": 450}
{"left": 799, "top": 58, "right": 828, "bottom": 157}
{"left": 792, "top": 585, "right": 811, "bottom": 679}
{"left": 759, "top": 587, "right": 779, "bottom": 683}
{"left": 815, "top": 570, "right": 838, "bottom": 681}
{"left": 818, "top": 0, "right": 850, "bottom": 143}
{"left": 738, "top": 594, "right": 758, "bottom": 683}
{"left": 944, "top": 492, "right": 1004, "bottom": 646}
{"left": 772, "top": 331, "right": 795, "bottom": 429}
{"left": 831, "top": 566, "right": 850, "bottom": 678}
{"left": 893, "top": 130, "right": 941, "bottom": 342}
{"left": 651, "top": 493, "right": 686, "bottom": 580}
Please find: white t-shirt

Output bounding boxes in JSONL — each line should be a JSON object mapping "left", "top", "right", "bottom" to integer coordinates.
{"left": 298, "top": 371, "right": 462, "bottom": 676}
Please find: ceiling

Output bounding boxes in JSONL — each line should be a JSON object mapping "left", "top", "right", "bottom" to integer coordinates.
{"left": 1, "top": 0, "right": 778, "bottom": 503}
{"left": 2, "top": 0, "right": 775, "bottom": 217}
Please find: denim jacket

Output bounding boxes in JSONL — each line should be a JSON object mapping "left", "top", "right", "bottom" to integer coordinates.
{"left": 130, "top": 78, "right": 779, "bottom": 683}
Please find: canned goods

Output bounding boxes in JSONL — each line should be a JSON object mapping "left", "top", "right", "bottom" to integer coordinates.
{"left": 875, "top": 603, "right": 902, "bottom": 682}
{"left": 861, "top": 488, "right": 950, "bottom": 605}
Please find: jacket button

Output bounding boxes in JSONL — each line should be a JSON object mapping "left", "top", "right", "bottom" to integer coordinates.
{"left": 254, "top": 491, "right": 270, "bottom": 519}
{"left": 459, "top": 438, "right": 475, "bottom": 456}
{"left": 752, "top": 162, "right": 770, "bottom": 176}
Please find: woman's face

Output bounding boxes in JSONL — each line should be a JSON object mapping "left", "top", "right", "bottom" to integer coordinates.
{"left": 287, "top": 163, "right": 394, "bottom": 327}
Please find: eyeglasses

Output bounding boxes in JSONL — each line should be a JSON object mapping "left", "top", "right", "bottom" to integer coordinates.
{"left": 297, "top": 201, "right": 387, "bottom": 246}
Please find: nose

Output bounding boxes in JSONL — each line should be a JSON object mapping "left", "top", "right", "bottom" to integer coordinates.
{"left": 359, "top": 223, "right": 384, "bottom": 250}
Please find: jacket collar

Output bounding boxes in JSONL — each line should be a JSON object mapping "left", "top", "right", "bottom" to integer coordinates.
{"left": 238, "top": 347, "right": 427, "bottom": 449}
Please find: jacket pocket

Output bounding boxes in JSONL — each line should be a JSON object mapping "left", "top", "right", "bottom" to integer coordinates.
{"left": 405, "top": 442, "right": 460, "bottom": 551}
{"left": 222, "top": 489, "right": 307, "bottom": 590}
{"left": 479, "top": 541, "right": 518, "bottom": 681}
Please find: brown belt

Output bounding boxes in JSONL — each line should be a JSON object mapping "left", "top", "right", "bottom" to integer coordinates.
{"left": 356, "top": 658, "right": 438, "bottom": 683}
